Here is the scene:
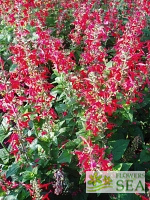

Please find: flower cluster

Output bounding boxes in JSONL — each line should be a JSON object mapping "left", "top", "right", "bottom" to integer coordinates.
{"left": 75, "top": 137, "right": 112, "bottom": 173}
{"left": 0, "top": 0, "right": 150, "bottom": 199}
{"left": 68, "top": 0, "right": 150, "bottom": 135}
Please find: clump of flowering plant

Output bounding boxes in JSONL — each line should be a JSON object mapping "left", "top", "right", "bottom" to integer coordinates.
{"left": 0, "top": 0, "right": 150, "bottom": 200}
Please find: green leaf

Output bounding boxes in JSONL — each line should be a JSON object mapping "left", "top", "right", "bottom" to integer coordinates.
{"left": 0, "top": 186, "right": 6, "bottom": 197}
{"left": 97, "top": 193, "right": 101, "bottom": 197}
{"left": 1, "top": 117, "right": 9, "bottom": 130}
{"left": 58, "top": 150, "right": 72, "bottom": 163}
{"left": 116, "top": 92, "right": 124, "bottom": 100}
{"left": 0, "top": 34, "right": 4, "bottom": 40}
{"left": 121, "top": 163, "right": 133, "bottom": 171}
{"left": 46, "top": 15, "right": 56, "bottom": 27}
{"left": 117, "top": 193, "right": 140, "bottom": 200}
{"left": 109, "top": 139, "right": 130, "bottom": 161}
{"left": 0, "top": 127, "right": 6, "bottom": 143}
{"left": 22, "top": 171, "right": 35, "bottom": 182}
{"left": 65, "top": 140, "right": 77, "bottom": 149}
{"left": 6, "top": 163, "right": 20, "bottom": 178}
{"left": 128, "top": 112, "right": 133, "bottom": 122}
{"left": 106, "top": 61, "right": 113, "bottom": 68}
{"left": 140, "top": 150, "right": 150, "bottom": 163}
{"left": 79, "top": 173, "right": 85, "bottom": 184}
{"left": 32, "top": 166, "right": 38, "bottom": 175}
{"left": 134, "top": 161, "right": 146, "bottom": 171}
{"left": 146, "top": 170, "right": 150, "bottom": 181}
{"left": 0, "top": 149, "right": 9, "bottom": 164}
{"left": 122, "top": 107, "right": 133, "bottom": 122}
{"left": 128, "top": 126, "right": 144, "bottom": 141}
{"left": 9, "top": 64, "right": 18, "bottom": 72}
{"left": 55, "top": 103, "right": 67, "bottom": 113}
{"left": 0, "top": 127, "right": 11, "bottom": 143}
{"left": 4, "top": 195, "right": 17, "bottom": 200}
{"left": 38, "top": 140, "right": 50, "bottom": 154}
{"left": 29, "top": 138, "right": 38, "bottom": 150}
{"left": 33, "top": 118, "right": 45, "bottom": 130}
{"left": 113, "top": 163, "right": 132, "bottom": 171}
{"left": 141, "top": 27, "right": 150, "bottom": 42}
{"left": 7, "top": 34, "right": 12, "bottom": 43}
{"left": 17, "top": 188, "right": 30, "bottom": 200}
{"left": 113, "top": 163, "right": 122, "bottom": 171}
{"left": 31, "top": 32, "right": 39, "bottom": 41}
{"left": 59, "top": 127, "right": 67, "bottom": 134}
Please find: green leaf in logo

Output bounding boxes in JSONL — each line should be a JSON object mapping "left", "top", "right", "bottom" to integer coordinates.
{"left": 88, "top": 172, "right": 102, "bottom": 186}
{"left": 102, "top": 175, "right": 112, "bottom": 185}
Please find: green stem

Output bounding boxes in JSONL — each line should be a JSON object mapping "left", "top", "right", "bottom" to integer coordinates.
{"left": 1, "top": 123, "right": 10, "bottom": 154}
{"left": 0, "top": 141, "right": 10, "bottom": 154}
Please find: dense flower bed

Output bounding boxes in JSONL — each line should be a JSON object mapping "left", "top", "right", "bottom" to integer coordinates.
{"left": 0, "top": 0, "right": 150, "bottom": 199}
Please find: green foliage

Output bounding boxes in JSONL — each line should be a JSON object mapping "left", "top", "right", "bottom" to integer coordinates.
{"left": 0, "top": 2, "right": 150, "bottom": 200}
{"left": 109, "top": 139, "right": 130, "bottom": 161}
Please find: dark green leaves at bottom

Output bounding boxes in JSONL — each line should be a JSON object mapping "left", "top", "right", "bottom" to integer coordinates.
{"left": 140, "top": 150, "right": 150, "bottom": 163}
{"left": 57, "top": 150, "right": 72, "bottom": 163}
{"left": 6, "top": 163, "right": 20, "bottom": 178}
{"left": 113, "top": 163, "right": 132, "bottom": 171}
{"left": 109, "top": 139, "right": 129, "bottom": 161}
